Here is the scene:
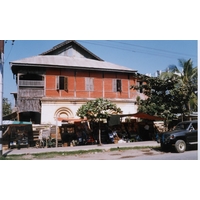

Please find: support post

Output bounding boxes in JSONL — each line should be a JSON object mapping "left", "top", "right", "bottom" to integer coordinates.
{"left": 56, "top": 117, "right": 58, "bottom": 148}
{"left": 0, "top": 40, "right": 4, "bottom": 156}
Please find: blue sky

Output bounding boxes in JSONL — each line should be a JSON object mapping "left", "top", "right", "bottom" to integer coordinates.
{"left": 3, "top": 40, "right": 197, "bottom": 106}
{"left": 1, "top": 0, "right": 200, "bottom": 192}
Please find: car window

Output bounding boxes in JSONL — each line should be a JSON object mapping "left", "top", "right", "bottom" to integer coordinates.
{"left": 174, "top": 123, "right": 190, "bottom": 130}
{"left": 192, "top": 123, "right": 197, "bottom": 130}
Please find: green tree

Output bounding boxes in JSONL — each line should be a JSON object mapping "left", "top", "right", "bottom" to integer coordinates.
{"left": 131, "top": 59, "right": 197, "bottom": 123}
{"left": 3, "top": 98, "right": 12, "bottom": 116}
{"left": 131, "top": 75, "right": 178, "bottom": 121}
{"left": 76, "top": 98, "right": 122, "bottom": 145}
{"left": 160, "top": 58, "right": 197, "bottom": 115}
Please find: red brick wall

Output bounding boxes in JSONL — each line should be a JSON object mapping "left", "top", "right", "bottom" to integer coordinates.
{"left": 89, "top": 71, "right": 103, "bottom": 98}
{"left": 76, "top": 70, "right": 89, "bottom": 98}
{"left": 45, "top": 68, "right": 138, "bottom": 99}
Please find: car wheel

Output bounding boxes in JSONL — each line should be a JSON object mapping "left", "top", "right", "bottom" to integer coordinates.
{"left": 175, "top": 140, "right": 186, "bottom": 153}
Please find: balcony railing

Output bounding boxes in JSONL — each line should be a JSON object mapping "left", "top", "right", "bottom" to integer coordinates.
{"left": 19, "top": 89, "right": 44, "bottom": 97}
{"left": 19, "top": 80, "right": 44, "bottom": 87}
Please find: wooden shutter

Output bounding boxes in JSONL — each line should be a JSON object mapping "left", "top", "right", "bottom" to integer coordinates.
{"left": 56, "top": 76, "right": 67, "bottom": 90}
{"left": 64, "top": 77, "right": 68, "bottom": 91}
{"left": 85, "top": 77, "right": 94, "bottom": 91}
{"left": 56, "top": 76, "right": 59, "bottom": 90}
{"left": 90, "top": 78, "right": 94, "bottom": 91}
{"left": 113, "top": 79, "right": 117, "bottom": 92}
{"left": 85, "top": 77, "right": 90, "bottom": 91}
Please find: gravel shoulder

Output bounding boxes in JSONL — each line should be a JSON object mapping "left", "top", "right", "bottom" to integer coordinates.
{"left": 2, "top": 141, "right": 162, "bottom": 160}
{"left": 20, "top": 147, "right": 164, "bottom": 160}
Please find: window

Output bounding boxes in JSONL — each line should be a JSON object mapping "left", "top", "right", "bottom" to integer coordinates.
{"left": 117, "top": 79, "right": 122, "bottom": 92}
{"left": 57, "top": 76, "right": 68, "bottom": 91}
{"left": 113, "top": 79, "right": 122, "bottom": 92}
{"left": 192, "top": 122, "right": 197, "bottom": 130}
{"left": 85, "top": 77, "right": 94, "bottom": 91}
{"left": 137, "top": 81, "right": 143, "bottom": 93}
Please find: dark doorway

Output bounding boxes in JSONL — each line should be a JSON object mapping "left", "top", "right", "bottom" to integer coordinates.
{"left": 19, "top": 111, "right": 41, "bottom": 124}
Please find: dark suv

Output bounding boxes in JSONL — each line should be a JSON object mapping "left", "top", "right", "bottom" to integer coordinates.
{"left": 157, "top": 120, "right": 197, "bottom": 153}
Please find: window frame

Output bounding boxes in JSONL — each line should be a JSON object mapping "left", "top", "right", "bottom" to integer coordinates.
{"left": 113, "top": 79, "right": 122, "bottom": 92}
{"left": 56, "top": 76, "right": 68, "bottom": 91}
{"left": 137, "top": 81, "right": 143, "bottom": 93}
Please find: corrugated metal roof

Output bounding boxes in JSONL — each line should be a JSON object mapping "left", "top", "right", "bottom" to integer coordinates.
{"left": 40, "top": 40, "right": 104, "bottom": 61}
{"left": 10, "top": 55, "right": 137, "bottom": 73}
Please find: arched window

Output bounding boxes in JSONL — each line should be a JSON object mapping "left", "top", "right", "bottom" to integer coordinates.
{"left": 54, "top": 107, "right": 73, "bottom": 119}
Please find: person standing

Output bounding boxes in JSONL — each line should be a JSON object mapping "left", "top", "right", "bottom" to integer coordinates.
{"left": 144, "top": 122, "right": 150, "bottom": 141}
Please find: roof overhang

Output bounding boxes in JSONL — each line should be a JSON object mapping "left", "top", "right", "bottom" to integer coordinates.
{"left": 10, "top": 56, "right": 137, "bottom": 74}
{"left": 3, "top": 111, "right": 18, "bottom": 120}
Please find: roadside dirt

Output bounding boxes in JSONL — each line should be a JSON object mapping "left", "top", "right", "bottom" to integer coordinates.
{"left": 27, "top": 147, "right": 164, "bottom": 160}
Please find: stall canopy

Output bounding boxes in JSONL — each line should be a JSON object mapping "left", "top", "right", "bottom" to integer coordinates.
{"left": 119, "top": 112, "right": 165, "bottom": 121}
{"left": 56, "top": 117, "right": 87, "bottom": 122}
{"left": 3, "top": 120, "right": 32, "bottom": 125}
{"left": 3, "top": 111, "right": 17, "bottom": 120}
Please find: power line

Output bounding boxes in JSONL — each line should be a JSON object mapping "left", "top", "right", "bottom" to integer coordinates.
{"left": 107, "top": 40, "right": 197, "bottom": 58}
{"left": 79, "top": 40, "right": 198, "bottom": 76}
{"left": 4, "top": 40, "right": 15, "bottom": 63}
{"left": 79, "top": 40, "right": 136, "bottom": 53}
{"left": 79, "top": 40, "right": 197, "bottom": 60}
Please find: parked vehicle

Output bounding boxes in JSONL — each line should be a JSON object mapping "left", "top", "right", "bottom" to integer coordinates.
{"left": 35, "top": 137, "right": 56, "bottom": 148}
{"left": 157, "top": 120, "right": 197, "bottom": 153}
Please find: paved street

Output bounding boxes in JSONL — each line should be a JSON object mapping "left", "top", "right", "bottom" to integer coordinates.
{"left": 2, "top": 141, "right": 198, "bottom": 160}
{"left": 132, "top": 149, "right": 197, "bottom": 160}
{"left": 3, "top": 141, "right": 159, "bottom": 156}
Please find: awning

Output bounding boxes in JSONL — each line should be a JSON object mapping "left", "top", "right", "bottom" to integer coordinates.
{"left": 119, "top": 112, "right": 165, "bottom": 121}
{"left": 56, "top": 117, "right": 87, "bottom": 122}
{"left": 3, "top": 120, "right": 32, "bottom": 125}
{"left": 3, "top": 111, "right": 17, "bottom": 120}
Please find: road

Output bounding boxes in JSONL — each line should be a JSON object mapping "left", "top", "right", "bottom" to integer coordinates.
{"left": 130, "top": 149, "right": 197, "bottom": 160}
{"left": 56, "top": 148, "right": 197, "bottom": 160}
{"left": 3, "top": 141, "right": 160, "bottom": 155}
{"left": 2, "top": 141, "right": 198, "bottom": 160}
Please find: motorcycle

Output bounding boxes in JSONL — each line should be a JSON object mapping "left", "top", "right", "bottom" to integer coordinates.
{"left": 35, "top": 136, "right": 56, "bottom": 148}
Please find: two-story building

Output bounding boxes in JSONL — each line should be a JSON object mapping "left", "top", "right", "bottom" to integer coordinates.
{"left": 10, "top": 40, "right": 145, "bottom": 125}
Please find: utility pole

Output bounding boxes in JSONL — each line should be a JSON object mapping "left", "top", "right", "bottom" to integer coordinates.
{"left": 0, "top": 40, "right": 4, "bottom": 156}
{"left": 198, "top": 40, "right": 200, "bottom": 161}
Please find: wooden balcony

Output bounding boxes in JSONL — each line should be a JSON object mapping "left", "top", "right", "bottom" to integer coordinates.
{"left": 19, "top": 80, "right": 44, "bottom": 87}
{"left": 19, "top": 89, "right": 44, "bottom": 98}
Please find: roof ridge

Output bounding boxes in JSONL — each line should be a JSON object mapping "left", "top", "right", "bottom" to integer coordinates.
{"left": 39, "top": 40, "right": 73, "bottom": 55}
{"left": 39, "top": 40, "right": 104, "bottom": 61}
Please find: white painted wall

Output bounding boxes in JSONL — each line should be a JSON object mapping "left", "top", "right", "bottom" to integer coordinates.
{"left": 41, "top": 100, "right": 138, "bottom": 125}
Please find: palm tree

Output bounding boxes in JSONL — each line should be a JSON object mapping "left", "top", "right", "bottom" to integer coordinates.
{"left": 160, "top": 58, "right": 197, "bottom": 118}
